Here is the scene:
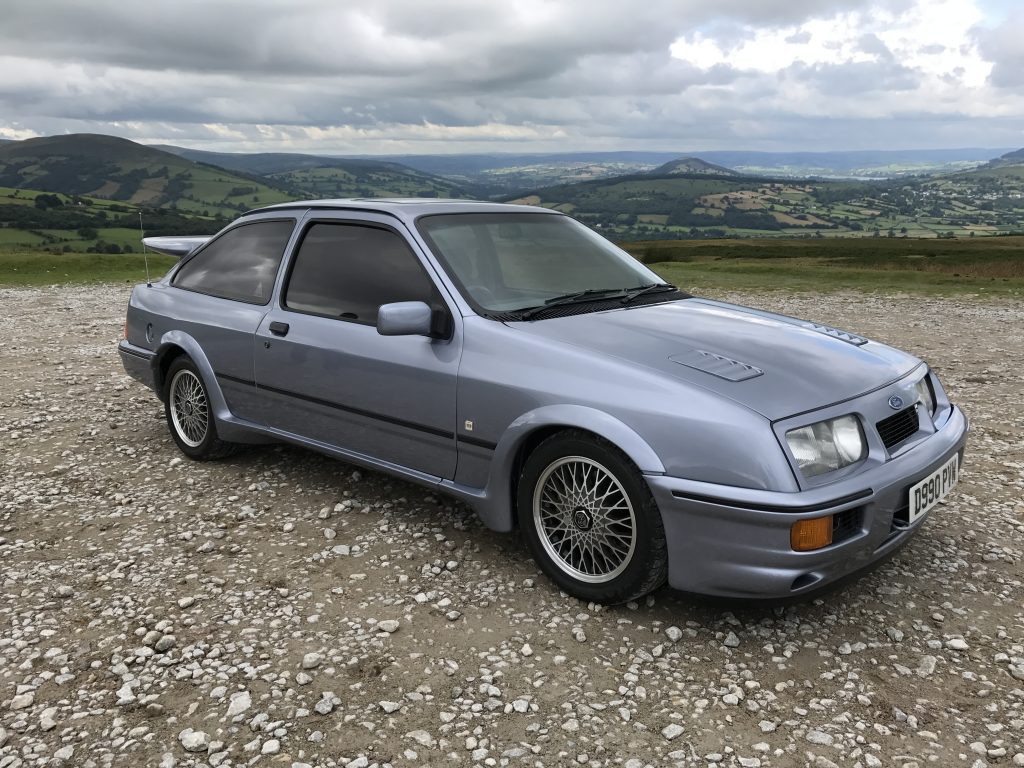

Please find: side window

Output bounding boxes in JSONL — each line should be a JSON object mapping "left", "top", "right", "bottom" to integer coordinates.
{"left": 284, "top": 223, "right": 437, "bottom": 325}
{"left": 172, "top": 220, "right": 294, "bottom": 304}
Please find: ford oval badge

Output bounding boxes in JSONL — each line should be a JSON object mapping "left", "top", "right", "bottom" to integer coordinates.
{"left": 888, "top": 395, "right": 904, "bottom": 410}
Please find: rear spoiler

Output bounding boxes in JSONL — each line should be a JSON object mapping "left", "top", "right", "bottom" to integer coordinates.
{"left": 142, "top": 236, "right": 210, "bottom": 259}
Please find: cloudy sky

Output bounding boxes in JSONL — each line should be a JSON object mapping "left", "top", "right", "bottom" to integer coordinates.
{"left": 1, "top": 0, "right": 1021, "bottom": 154}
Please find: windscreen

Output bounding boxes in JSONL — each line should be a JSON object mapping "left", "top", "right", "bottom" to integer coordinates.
{"left": 417, "top": 213, "right": 661, "bottom": 313}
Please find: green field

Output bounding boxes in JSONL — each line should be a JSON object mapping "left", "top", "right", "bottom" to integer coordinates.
{"left": 627, "top": 236, "right": 1024, "bottom": 296}
{"left": 2, "top": 235, "right": 1022, "bottom": 295}
{"left": 0, "top": 251, "right": 176, "bottom": 286}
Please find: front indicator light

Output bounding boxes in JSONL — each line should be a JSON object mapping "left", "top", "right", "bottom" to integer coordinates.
{"left": 791, "top": 516, "right": 833, "bottom": 551}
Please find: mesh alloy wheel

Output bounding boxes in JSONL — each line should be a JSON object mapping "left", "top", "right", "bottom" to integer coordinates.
{"left": 169, "top": 368, "right": 209, "bottom": 448}
{"left": 532, "top": 456, "right": 638, "bottom": 584}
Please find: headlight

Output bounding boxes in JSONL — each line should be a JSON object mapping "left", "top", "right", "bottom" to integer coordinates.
{"left": 915, "top": 375, "right": 935, "bottom": 416}
{"left": 786, "top": 415, "right": 866, "bottom": 478}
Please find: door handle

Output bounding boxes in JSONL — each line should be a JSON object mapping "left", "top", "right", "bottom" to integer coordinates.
{"left": 269, "top": 321, "right": 290, "bottom": 336}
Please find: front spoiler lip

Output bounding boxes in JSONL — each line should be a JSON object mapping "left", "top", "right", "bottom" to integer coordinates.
{"left": 648, "top": 405, "right": 969, "bottom": 599}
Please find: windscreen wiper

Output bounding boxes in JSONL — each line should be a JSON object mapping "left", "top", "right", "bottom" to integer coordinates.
{"left": 518, "top": 288, "right": 627, "bottom": 320}
{"left": 619, "top": 283, "right": 678, "bottom": 304}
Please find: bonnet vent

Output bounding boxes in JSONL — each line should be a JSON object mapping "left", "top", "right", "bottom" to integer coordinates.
{"left": 669, "top": 349, "right": 764, "bottom": 382}
{"left": 805, "top": 323, "right": 868, "bottom": 346}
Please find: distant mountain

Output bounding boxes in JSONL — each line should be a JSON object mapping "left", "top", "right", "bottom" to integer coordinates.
{"left": 380, "top": 151, "right": 681, "bottom": 177}
{"left": 156, "top": 145, "right": 469, "bottom": 199}
{"left": 649, "top": 157, "right": 739, "bottom": 177}
{"left": 0, "top": 134, "right": 295, "bottom": 215}
{"left": 988, "top": 148, "right": 1024, "bottom": 167}
{"left": 383, "top": 148, "right": 1013, "bottom": 183}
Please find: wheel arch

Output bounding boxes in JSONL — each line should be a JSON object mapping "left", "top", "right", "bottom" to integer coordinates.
{"left": 470, "top": 405, "right": 665, "bottom": 533}
{"left": 152, "top": 332, "right": 232, "bottom": 422}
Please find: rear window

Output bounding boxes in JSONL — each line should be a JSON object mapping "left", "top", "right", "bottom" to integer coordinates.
{"left": 172, "top": 219, "right": 294, "bottom": 304}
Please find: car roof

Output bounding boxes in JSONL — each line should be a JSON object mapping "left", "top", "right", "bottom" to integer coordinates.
{"left": 249, "top": 198, "right": 558, "bottom": 219}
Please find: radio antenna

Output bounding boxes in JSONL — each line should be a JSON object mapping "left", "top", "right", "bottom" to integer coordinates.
{"left": 139, "top": 211, "right": 151, "bottom": 287}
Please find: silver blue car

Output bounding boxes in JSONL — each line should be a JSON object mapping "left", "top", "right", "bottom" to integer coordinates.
{"left": 119, "top": 199, "right": 968, "bottom": 603}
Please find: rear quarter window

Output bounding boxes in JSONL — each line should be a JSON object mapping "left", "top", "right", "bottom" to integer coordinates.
{"left": 172, "top": 219, "right": 294, "bottom": 304}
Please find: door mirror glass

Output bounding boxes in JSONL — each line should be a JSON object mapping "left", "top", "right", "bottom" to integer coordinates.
{"left": 377, "top": 301, "right": 433, "bottom": 337}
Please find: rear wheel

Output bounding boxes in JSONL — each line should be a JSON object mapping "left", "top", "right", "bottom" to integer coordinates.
{"left": 163, "top": 357, "right": 237, "bottom": 460}
{"left": 518, "top": 431, "right": 667, "bottom": 604}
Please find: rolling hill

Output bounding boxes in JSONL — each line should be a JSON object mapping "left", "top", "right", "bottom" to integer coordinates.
{"left": 988, "top": 148, "right": 1024, "bottom": 167}
{"left": 649, "top": 157, "right": 739, "bottom": 176}
{"left": 156, "top": 145, "right": 470, "bottom": 199}
{"left": 508, "top": 152, "right": 1024, "bottom": 241}
{"left": 0, "top": 134, "right": 297, "bottom": 215}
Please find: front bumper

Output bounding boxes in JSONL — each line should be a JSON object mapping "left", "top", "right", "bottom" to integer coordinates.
{"left": 647, "top": 405, "right": 969, "bottom": 599}
{"left": 118, "top": 340, "right": 158, "bottom": 393}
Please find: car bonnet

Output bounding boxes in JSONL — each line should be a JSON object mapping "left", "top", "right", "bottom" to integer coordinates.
{"left": 506, "top": 298, "right": 922, "bottom": 421}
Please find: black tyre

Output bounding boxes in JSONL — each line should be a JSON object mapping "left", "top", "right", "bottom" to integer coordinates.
{"left": 163, "top": 357, "right": 238, "bottom": 460}
{"left": 517, "top": 430, "right": 668, "bottom": 604}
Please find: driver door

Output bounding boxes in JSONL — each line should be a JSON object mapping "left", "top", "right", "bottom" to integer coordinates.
{"left": 253, "top": 216, "right": 460, "bottom": 479}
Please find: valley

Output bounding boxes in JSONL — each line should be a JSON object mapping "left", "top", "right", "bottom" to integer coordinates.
{"left": 0, "top": 134, "right": 1022, "bottom": 257}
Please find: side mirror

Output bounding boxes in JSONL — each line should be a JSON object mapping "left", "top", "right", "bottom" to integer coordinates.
{"left": 377, "top": 301, "right": 434, "bottom": 337}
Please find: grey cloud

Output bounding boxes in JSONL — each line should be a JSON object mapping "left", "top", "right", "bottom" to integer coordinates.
{"left": 856, "top": 33, "right": 895, "bottom": 61}
{"left": 974, "top": 9, "right": 1024, "bottom": 90}
{"left": 0, "top": 0, "right": 1016, "bottom": 154}
{"left": 782, "top": 59, "right": 919, "bottom": 95}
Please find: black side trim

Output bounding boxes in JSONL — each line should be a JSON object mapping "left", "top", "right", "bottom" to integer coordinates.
{"left": 457, "top": 435, "right": 497, "bottom": 451}
{"left": 671, "top": 488, "right": 873, "bottom": 514}
{"left": 120, "top": 346, "right": 154, "bottom": 361}
{"left": 216, "top": 372, "right": 256, "bottom": 388}
{"left": 215, "top": 373, "right": 454, "bottom": 441}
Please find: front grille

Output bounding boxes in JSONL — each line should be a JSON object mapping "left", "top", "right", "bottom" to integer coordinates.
{"left": 832, "top": 508, "right": 863, "bottom": 543}
{"left": 876, "top": 406, "right": 919, "bottom": 450}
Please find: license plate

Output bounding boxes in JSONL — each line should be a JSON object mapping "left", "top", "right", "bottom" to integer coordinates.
{"left": 908, "top": 454, "right": 959, "bottom": 524}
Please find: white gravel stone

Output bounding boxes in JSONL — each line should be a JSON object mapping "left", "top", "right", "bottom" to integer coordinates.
{"left": 377, "top": 619, "right": 400, "bottom": 633}
{"left": 179, "top": 728, "right": 209, "bottom": 753}
{"left": 918, "top": 655, "right": 938, "bottom": 676}
{"left": 302, "top": 651, "right": 323, "bottom": 669}
{"left": 54, "top": 746, "right": 74, "bottom": 761}
{"left": 661, "top": 723, "right": 685, "bottom": 740}
{"left": 227, "top": 691, "right": 252, "bottom": 717}
{"left": 407, "top": 730, "right": 437, "bottom": 747}
{"left": 10, "top": 691, "right": 34, "bottom": 710}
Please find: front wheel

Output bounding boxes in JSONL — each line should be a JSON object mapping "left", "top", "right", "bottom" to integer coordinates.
{"left": 517, "top": 431, "right": 667, "bottom": 604}
{"left": 163, "top": 357, "right": 237, "bottom": 460}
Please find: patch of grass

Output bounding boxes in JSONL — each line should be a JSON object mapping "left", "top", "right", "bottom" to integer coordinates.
{"left": 0, "top": 250, "right": 176, "bottom": 286}
{"left": 627, "top": 236, "right": 1024, "bottom": 296}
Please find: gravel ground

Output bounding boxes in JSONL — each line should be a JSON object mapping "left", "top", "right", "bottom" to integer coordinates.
{"left": 1, "top": 284, "right": 1022, "bottom": 768}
